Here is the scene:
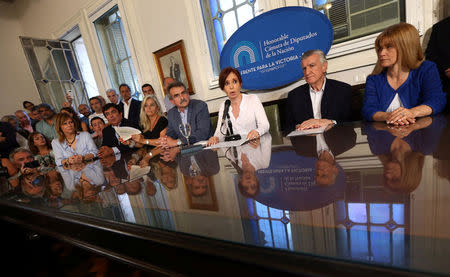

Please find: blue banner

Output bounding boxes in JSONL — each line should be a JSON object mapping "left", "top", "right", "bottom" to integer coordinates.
{"left": 220, "top": 7, "right": 333, "bottom": 90}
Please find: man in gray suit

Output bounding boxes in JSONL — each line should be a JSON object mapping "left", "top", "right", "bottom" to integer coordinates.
{"left": 160, "top": 81, "right": 213, "bottom": 148}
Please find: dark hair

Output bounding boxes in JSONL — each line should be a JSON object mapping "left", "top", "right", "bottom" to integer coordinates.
{"left": 22, "top": 101, "right": 34, "bottom": 109}
{"left": 38, "top": 103, "right": 54, "bottom": 112}
{"left": 219, "top": 67, "right": 242, "bottom": 90}
{"left": 28, "top": 132, "right": 52, "bottom": 155}
{"left": 60, "top": 106, "right": 83, "bottom": 131}
{"left": 119, "top": 83, "right": 131, "bottom": 91}
{"left": 90, "top": 116, "right": 105, "bottom": 126}
{"left": 142, "top": 83, "right": 153, "bottom": 90}
{"left": 89, "top": 96, "right": 100, "bottom": 104}
{"left": 31, "top": 106, "right": 40, "bottom": 112}
{"left": 166, "top": 81, "right": 187, "bottom": 100}
{"left": 102, "top": 103, "right": 120, "bottom": 115}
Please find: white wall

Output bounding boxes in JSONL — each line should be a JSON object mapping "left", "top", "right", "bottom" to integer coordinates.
{"left": 0, "top": 2, "right": 40, "bottom": 115}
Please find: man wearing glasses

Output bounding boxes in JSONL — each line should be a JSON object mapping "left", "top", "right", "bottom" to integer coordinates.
{"left": 160, "top": 81, "right": 213, "bottom": 148}
{"left": 35, "top": 104, "right": 57, "bottom": 140}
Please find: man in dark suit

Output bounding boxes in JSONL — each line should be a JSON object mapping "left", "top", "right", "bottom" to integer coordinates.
{"left": 97, "top": 103, "right": 138, "bottom": 159}
{"left": 160, "top": 81, "right": 213, "bottom": 148}
{"left": 285, "top": 49, "right": 353, "bottom": 134}
{"left": 118, "top": 83, "right": 141, "bottom": 128}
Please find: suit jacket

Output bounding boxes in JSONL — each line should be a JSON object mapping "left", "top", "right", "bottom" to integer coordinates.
{"left": 285, "top": 78, "right": 353, "bottom": 133}
{"left": 118, "top": 98, "right": 141, "bottom": 128}
{"left": 177, "top": 149, "right": 220, "bottom": 177}
{"left": 290, "top": 125, "right": 356, "bottom": 157}
{"left": 426, "top": 17, "right": 450, "bottom": 93}
{"left": 101, "top": 118, "right": 138, "bottom": 154}
{"left": 166, "top": 99, "right": 213, "bottom": 144}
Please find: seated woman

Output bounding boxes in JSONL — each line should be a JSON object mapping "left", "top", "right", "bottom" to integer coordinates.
{"left": 207, "top": 67, "right": 270, "bottom": 145}
{"left": 60, "top": 106, "right": 89, "bottom": 132}
{"left": 362, "top": 22, "right": 446, "bottom": 124}
{"left": 130, "top": 95, "right": 168, "bottom": 166}
{"left": 28, "top": 132, "right": 56, "bottom": 170}
{"left": 51, "top": 113, "right": 97, "bottom": 167}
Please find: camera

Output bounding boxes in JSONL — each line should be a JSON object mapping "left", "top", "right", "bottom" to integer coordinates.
{"left": 24, "top": 160, "right": 40, "bottom": 169}
{"left": 0, "top": 165, "right": 9, "bottom": 178}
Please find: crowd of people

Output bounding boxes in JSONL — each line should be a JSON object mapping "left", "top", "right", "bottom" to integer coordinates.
{"left": 0, "top": 22, "right": 448, "bottom": 201}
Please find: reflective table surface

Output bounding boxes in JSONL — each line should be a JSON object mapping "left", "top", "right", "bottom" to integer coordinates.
{"left": 2, "top": 115, "right": 450, "bottom": 276}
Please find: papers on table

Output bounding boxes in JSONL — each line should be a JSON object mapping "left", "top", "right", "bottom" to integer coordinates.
{"left": 113, "top": 126, "right": 141, "bottom": 141}
{"left": 287, "top": 125, "right": 327, "bottom": 137}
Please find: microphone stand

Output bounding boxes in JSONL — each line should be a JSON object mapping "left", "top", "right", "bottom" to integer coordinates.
{"left": 224, "top": 113, "right": 241, "bottom": 142}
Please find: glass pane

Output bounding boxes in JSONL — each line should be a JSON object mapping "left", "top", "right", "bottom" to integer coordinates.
{"left": 255, "top": 201, "right": 268, "bottom": 218}
{"left": 22, "top": 37, "right": 32, "bottom": 46}
{"left": 127, "top": 58, "right": 141, "bottom": 99}
{"left": 110, "top": 23, "right": 128, "bottom": 60}
{"left": 369, "top": 204, "right": 390, "bottom": 224}
{"left": 223, "top": 11, "right": 238, "bottom": 41}
{"left": 36, "top": 81, "right": 54, "bottom": 106}
{"left": 236, "top": 4, "right": 253, "bottom": 26}
{"left": 23, "top": 45, "right": 43, "bottom": 80}
{"left": 49, "top": 81, "right": 65, "bottom": 110}
{"left": 34, "top": 46, "right": 59, "bottom": 80}
{"left": 393, "top": 228, "right": 405, "bottom": 265}
{"left": 72, "top": 36, "right": 99, "bottom": 98}
{"left": 74, "top": 81, "right": 89, "bottom": 106}
{"left": 271, "top": 221, "right": 288, "bottom": 249}
{"left": 33, "top": 39, "right": 46, "bottom": 47}
{"left": 348, "top": 203, "right": 367, "bottom": 223}
{"left": 258, "top": 219, "right": 273, "bottom": 246}
{"left": 213, "top": 19, "right": 225, "bottom": 54}
{"left": 64, "top": 50, "right": 80, "bottom": 80}
{"left": 350, "top": 225, "right": 368, "bottom": 260}
{"left": 335, "top": 200, "right": 346, "bottom": 222}
{"left": 209, "top": 0, "right": 219, "bottom": 17}
{"left": 393, "top": 204, "right": 404, "bottom": 225}
{"left": 370, "top": 226, "right": 391, "bottom": 263}
{"left": 52, "top": 50, "right": 71, "bottom": 80}
{"left": 48, "top": 41, "right": 61, "bottom": 49}
{"left": 219, "top": 0, "right": 233, "bottom": 11}
{"left": 62, "top": 42, "right": 71, "bottom": 50}
{"left": 287, "top": 222, "right": 293, "bottom": 250}
{"left": 108, "top": 12, "right": 117, "bottom": 24}
{"left": 235, "top": 0, "right": 246, "bottom": 5}
{"left": 336, "top": 225, "right": 349, "bottom": 257}
{"left": 269, "top": 207, "right": 283, "bottom": 219}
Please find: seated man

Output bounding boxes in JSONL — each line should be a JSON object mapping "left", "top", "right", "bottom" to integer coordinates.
{"left": 285, "top": 49, "right": 352, "bottom": 133}
{"left": 160, "top": 81, "right": 213, "bottom": 147}
{"left": 118, "top": 83, "right": 141, "bottom": 128}
{"left": 97, "top": 103, "right": 138, "bottom": 159}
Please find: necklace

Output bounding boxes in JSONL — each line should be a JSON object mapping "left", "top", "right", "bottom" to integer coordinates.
{"left": 66, "top": 136, "right": 76, "bottom": 146}
{"left": 149, "top": 115, "right": 160, "bottom": 131}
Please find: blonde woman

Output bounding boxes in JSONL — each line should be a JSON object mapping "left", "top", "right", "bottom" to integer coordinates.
{"left": 51, "top": 113, "right": 97, "bottom": 167}
{"left": 362, "top": 22, "right": 446, "bottom": 124}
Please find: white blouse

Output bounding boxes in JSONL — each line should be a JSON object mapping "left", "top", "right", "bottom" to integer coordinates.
{"left": 214, "top": 94, "right": 270, "bottom": 140}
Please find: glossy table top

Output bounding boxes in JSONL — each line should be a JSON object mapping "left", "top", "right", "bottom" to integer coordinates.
{"left": 2, "top": 115, "right": 450, "bottom": 275}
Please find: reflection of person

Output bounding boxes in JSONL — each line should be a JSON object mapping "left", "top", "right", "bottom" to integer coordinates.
{"left": 207, "top": 67, "right": 269, "bottom": 146}
{"left": 285, "top": 49, "right": 352, "bottom": 133}
{"left": 290, "top": 125, "right": 356, "bottom": 186}
{"left": 162, "top": 77, "right": 176, "bottom": 113}
{"left": 88, "top": 97, "right": 108, "bottom": 126}
{"left": 51, "top": 113, "right": 97, "bottom": 167}
{"left": 362, "top": 22, "right": 446, "bottom": 124}
{"left": 60, "top": 106, "right": 89, "bottom": 132}
{"left": 226, "top": 133, "right": 272, "bottom": 198}
{"left": 90, "top": 117, "right": 106, "bottom": 149}
{"left": 160, "top": 81, "right": 213, "bottom": 147}
{"left": 153, "top": 160, "right": 177, "bottom": 190}
{"left": 426, "top": 17, "right": 450, "bottom": 111}
{"left": 364, "top": 116, "right": 443, "bottom": 193}
{"left": 169, "top": 56, "right": 181, "bottom": 82}
{"left": 28, "top": 132, "right": 55, "bottom": 170}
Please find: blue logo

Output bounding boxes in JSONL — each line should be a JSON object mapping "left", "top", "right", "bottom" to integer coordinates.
{"left": 231, "top": 41, "right": 259, "bottom": 68}
{"left": 220, "top": 7, "right": 333, "bottom": 90}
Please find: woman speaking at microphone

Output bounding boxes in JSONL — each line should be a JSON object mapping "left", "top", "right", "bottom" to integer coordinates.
{"left": 207, "top": 67, "right": 270, "bottom": 146}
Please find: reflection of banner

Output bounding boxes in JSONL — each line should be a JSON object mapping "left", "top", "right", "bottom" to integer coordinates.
{"left": 220, "top": 7, "right": 333, "bottom": 90}
{"left": 255, "top": 151, "right": 345, "bottom": 211}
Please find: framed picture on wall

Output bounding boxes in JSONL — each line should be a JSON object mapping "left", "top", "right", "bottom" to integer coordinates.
{"left": 153, "top": 40, "right": 194, "bottom": 96}
{"left": 183, "top": 175, "right": 218, "bottom": 211}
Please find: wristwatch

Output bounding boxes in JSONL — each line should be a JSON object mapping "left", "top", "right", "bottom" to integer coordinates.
{"left": 146, "top": 139, "right": 149, "bottom": 145}
{"left": 177, "top": 139, "right": 182, "bottom": 146}
{"left": 148, "top": 152, "right": 153, "bottom": 158}
{"left": 331, "top": 120, "right": 337, "bottom": 125}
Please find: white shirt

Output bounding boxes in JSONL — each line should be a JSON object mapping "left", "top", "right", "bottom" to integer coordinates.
{"left": 309, "top": 78, "right": 326, "bottom": 119}
{"left": 386, "top": 93, "right": 404, "bottom": 113}
{"left": 122, "top": 99, "right": 131, "bottom": 119}
{"left": 88, "top": 112, "right": 108, "bottom": 126}
{"left": 214, "top": 94, "right": 270, "bottom": 140}
{"left": 225, "top": 133, "right": 272, "bottom": 171}
{"left": 316, "top": 133, "right": 334, "bottom": 158}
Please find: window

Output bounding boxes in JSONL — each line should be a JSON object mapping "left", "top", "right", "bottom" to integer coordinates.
{"left": 72, "top": 36, "right": 99, "bottom": 98}
{"left": 94, "top": 6, "right": 140, "bottom": 99}
{"left": 200, "top": 0, "right": 260, "bottom": 76}
{"left": 313, "top": 0, "right": 405, "bottom": 44}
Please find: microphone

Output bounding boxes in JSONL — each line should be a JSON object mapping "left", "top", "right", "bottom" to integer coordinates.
{"left": 221, "top": 99, "right": 241, "bottom": 142}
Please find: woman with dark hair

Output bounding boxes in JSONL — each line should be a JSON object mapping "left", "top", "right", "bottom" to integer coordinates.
{"left": 22, "top": 101, "right": 35, "bottom": 113}
{"left": 51, "top": 113, "right": 97, "bottom": 167}
{"left": 60, "top": 106, "right": 89, "bottom": 132}
{"left": 362, "top": 22, "right": 446, "bottom": 124}
{"left": 207, "top": 67, "right": 269, "bottom": 146}
{"left": 28, "top": 132, "right": 55, "bottom": 170}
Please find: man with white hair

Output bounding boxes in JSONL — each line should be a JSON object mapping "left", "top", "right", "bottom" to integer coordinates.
{"left": 285, "top": 49, "right": 352, "bottom": 133}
